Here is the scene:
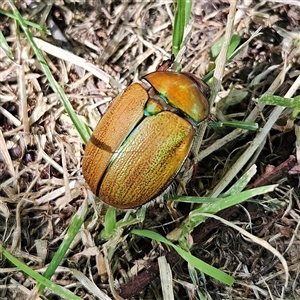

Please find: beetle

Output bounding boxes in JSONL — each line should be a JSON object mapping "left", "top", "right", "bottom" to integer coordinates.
{"left": 82, "top": 70, "right": 210, "bottom": 209}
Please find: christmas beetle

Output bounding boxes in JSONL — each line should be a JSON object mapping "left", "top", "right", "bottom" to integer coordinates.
{"left": 82, "top": 70, "right": 210, "bottom": 209}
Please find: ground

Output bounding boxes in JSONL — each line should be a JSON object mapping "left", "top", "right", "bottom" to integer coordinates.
{"left": 0, "top": 0, "right": 300, "bottom": 299}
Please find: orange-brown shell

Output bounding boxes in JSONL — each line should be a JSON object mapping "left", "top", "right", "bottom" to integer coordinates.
{"left": 143, "top": 71, "right": 209, "bottom": 123}
{"left": 82, "top": 83, "right": 148, "bottom": 195}
{"left": 82, "top": 71, "right": 210, "bottom": 209}
{"left": 99, "top": 111, "right": 194, "bottom": 208}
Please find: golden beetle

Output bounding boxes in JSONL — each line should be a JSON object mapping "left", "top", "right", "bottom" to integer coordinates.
{"left": 82, "top": 70, "right": 210, "bottom": 209}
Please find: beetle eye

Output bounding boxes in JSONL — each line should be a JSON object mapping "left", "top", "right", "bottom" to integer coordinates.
{"left": 204, "top": 88, "right": 210, "bottom": 100}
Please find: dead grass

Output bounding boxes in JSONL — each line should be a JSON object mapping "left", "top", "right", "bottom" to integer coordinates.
{"left": 1, "top": 0, "right": 300, "bottom": 299}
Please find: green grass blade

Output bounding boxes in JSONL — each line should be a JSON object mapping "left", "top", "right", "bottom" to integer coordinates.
{"left": 100, "top": 207, "right": 117, "bottom": 239}
{"left": 6, "top": 1, "right": 91, "bottom": 144}
{"left": 172, "top": 0, "right": 192, "bottom": 56}
{"left": 169, "top": 196, "right": 219, "bottom": 203}
{"left": 192, "top": 185, "right": 277, "bottom": 216}
{"left": 260, "top": 94, "right": 295, "bottom": 107}
{"left": 37, "top": 200, "right": 88, "bottom": 293}
{"left": 132, "top": 229, "right": 234, "bottom": 286}
{"left": 0, "top": 30, "right": 14, "bottom": 61}
{"left": 260, "top": 94, "right": 300, "bottom": 119}
{"left": 0, "top": 8, "right": 49, "bottom": 33}
{"left": 209, "top": 121, "right": 259, "bottom": 131}
{"left": 179, "top": 185, "right": 277, "bottom": 249}
{"left": 222, "top": 165, "right": 257, "bottom": 196}
{"left": 203, "top": 27, "right": 262, "bottom": 82}
{"left": 210, "top": 34, "right": 240, "bottom": 59}
{"left": 1, "top": 246, "right": 82, "bottom": 300}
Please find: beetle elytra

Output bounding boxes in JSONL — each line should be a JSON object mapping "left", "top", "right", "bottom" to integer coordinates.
{"left": 82, "top": 71, "right": 210, "bottom": 209}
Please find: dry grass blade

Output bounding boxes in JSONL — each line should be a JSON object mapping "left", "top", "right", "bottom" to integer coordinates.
{"left": 198, "top": 213, "right": 289, "bottom": 296}
{"left": 33, "top": 37, "right": 123, "bottom": 90}
{"left": 0, "top": 130, "right": 14, "bottom": 176}
{"left": 211, "top": 74, "right": 300, "bottom": 197}
{"left": 158, "top": 256, "right": 174, "bottom": 300}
